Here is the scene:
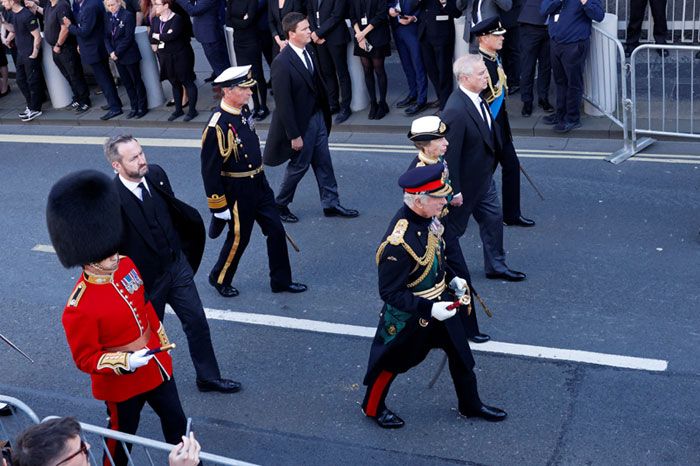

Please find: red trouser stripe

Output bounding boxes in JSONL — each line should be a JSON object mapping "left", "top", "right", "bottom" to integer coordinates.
{"left": 105, "top": 401, "right": 120, "bottom": 466}
{"left": 365, "top": 370, "right": 393, "bottom": 417}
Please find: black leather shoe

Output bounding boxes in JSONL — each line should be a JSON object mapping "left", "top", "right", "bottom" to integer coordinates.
{"left": 196, "top": 378, "right": 241, "bottom": 393}
{"left": 277, "top": 205, "right": 299, "bottom": 223}
{"left": 208, "top": 273, "right": 239, "bottom": 297}
{"left": 375, "top": 101, "right": 389, "bottom": 120}
{"left": 126, "top": 110, "right": 138, "bottom": 119}
{"left": 323, "top": 204, "right": 359, "bottom": 218}
{"left": 486, "top": 269, "right": 526, "bottom": 282}
{"left": 460, "top": 404, "right": 507, "bottom": 422}
{"left": 553, "top": 120, "right": 582, "bottom": 133}
{"left": 134, "top": 109, "right": 148, "bottom": 119}
{"left": 504, "top": 216, "right": 535, "bottom": 227}
{"left": 101, "top": 104, "right": 110, "bottom": 110}
{"left": 368, "top": 101, "right": 378, "bottom": 120}
{"left": 100, "top": 109, "right": 123, "bottom": 121}
{"left": 521, "top": 101, "right": 532, "bottom": 117}
{"left": 404, "top": 102, "right": 428, "bottom": 116}
{"left": 271, "top": 282, "right": 307, "bottom": 293}
{"left": 396, "top": 95, "right": 417, "bottom": 108}
{"left": 542, "top": 113, "right": 559, "bottom": 125}
{"left": 183, "top": 110, "right": 199, "bottom": 122}
{"left": 168, "top": 109, "right": 184, "bottom": 121}
{"left": 538, "top": 99, "right": 554, "bottom": 113}
{"left": 507, "top": 85, "right": 520, "bottom": 95}
{"left": 254, "top": 107, "right": 270, "bottom": 121}
{"left": 334, "top": 109, "right": 351, "bottom": 124}
{"left": 468, "top": 333, "right": 491, "bottom": 344}
{"left": 373, "top": 408, "right": 405, "bottom": 429}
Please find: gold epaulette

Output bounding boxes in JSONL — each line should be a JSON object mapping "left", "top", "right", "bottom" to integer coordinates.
{"left": 208, "top": 112, "right": 221, "bottom": 128}
{"left": 66, "top": 282, "right": 86, "bottom": 307}
{"left": 207, "top": 193, "right": 227, "bottom": 210}
{"left": 97, "top": 352, "right": 130, "bottom": 374}
{"left": 376, "top": 219, "right": 408, "bottom": 264}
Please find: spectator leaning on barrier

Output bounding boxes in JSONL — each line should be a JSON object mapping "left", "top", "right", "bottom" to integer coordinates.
{"left": 517, "top": 0, "right": 553, "bottom": 117}
{"left": 540, "top": 0, "right": 603, "bottom": 133}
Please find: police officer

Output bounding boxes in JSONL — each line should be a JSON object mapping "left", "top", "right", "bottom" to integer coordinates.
{"left": 361, "top": 163, "right": 506, "bottom": 429}
{"left": 201, "top": 65, "right": 307, "bottom": 297}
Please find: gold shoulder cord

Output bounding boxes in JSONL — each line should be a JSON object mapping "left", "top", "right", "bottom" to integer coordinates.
{"left": 216, "top": 125, "right": 237, "bottom": 163}
{"left": 376, "top": 219, "right": 440, "bottom": 288}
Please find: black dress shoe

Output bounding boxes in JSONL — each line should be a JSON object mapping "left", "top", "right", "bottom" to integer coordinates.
{"left": 396, "top": 95, "right": 417, "bottom": 108}
{"left": 538, "top": 99, "right": 554, "bottom": 113}
{"left": 468, "top": 333, "right": 491, "bottom": 344}
{"left": 277, "top": 205, "right": 299, "bottom": 223}
{"left": 168, "top": 109, "right": 184, "bottom": 121}
{"left": 460, "top": 404, "right": 507, "bottom": 422}
{"left": 183, "top": 110, "right": 199, "bottom": 122}
{"left": 373, "top": 408, "right": 404, "bottom": 429}
{"left": 323, "top": 204, "right": 359, "bottom": 218}
{"left": 271, "top": 282, "right": 307, "bottom": 293}
{"left": 404, "top": 102, "right": 428, "bottom": 116}
{"left": 208, "top": 273, "right": 239, "bottom": 297}
{"left": 486, "top": 269, "right": 526, "bottom": 282}
{"left": 134, "top": 109, "right": 148, "bottom": 119}
{"left": 100, "top": 109, "right": 123, "bottom": 121}
{"left": 367, "top": 101, "right": 378, "bottom": 120}
{"left": 375, "top": 101, "right": 389, "bottom": 120}
{"left": 196, "top": 378, "right": 241, "bottom": 393}
{"left": 507, "top": 85, "right": 520, "bottom": 95}
{"left": 126, "top": 110, "right": 138, "bottom": 119}
{"left": 254, "top": 107, "right": 270, "bottom": 121}
{"left": 334, "top": 109, "right": 351, "bottom": 124}
{"left": 101, "top": 104, "right": 110, "bottom": 110}
{"left": 503, "top": 216, "right": 535, "bottom": 227}
{"left": 521, "top": 101, "right": 532, "bottom": 117}
{"left": 542, "top": 113, "right": 559, "bottom": 125}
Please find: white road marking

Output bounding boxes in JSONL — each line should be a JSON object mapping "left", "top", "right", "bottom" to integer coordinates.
{"left": 165, "top": 307, "right": 668, "bottom": 372}
{"left": 32, "top": 244, "right": 56, "bottom": 253}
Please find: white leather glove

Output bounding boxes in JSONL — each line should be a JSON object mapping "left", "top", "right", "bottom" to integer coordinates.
{"left": 449, "top": 277, "right": 468, "bottom": 298}
{"left": 214, "top": 210, "right": 232, "bottom": 221}
{"left": 431, "top": 302, "right": 457, "bottom": 321}
{"left": 128, "top": 348, "right": 154, "bottom": 371}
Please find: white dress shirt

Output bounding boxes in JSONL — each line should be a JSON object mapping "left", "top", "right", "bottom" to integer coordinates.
{"left": 119, "top": 174, "right": 149, "bottom": 201}
{"left": 459, "top": 84, "right": 491, "bottom": 128}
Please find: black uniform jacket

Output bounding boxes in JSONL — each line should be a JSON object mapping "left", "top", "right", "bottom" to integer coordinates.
{"left": 114, "top": 165, "right": 205, "bottom": 291}
{"left": 263, "top": 44, "right": 332, "bottom": 166}
{"left": 417, "top": 0, "right": 461, "bottom": 45}
{"left": 306, "top": 0, "right": 351, "bottom": 45}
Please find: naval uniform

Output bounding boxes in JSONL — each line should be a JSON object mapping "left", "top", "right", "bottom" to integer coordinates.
{"left": 479, "top": 48, "right": 525, "bottom": 224}
{"left": 362, "top": 205, "right": 482, "bottom": 417}
{"left": 62, "top": 256, "right": 186, "bottom": 466}
{"left": 201, "top": 101, "right": 292, "bottom": 290}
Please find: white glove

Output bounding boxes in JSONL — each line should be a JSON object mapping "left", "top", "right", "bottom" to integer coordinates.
{"left": 214, "top": 210, "right": 232, "bottom": 221}
{"left": 128, "top": 348, "right": 154, "bottom": 371}
{"left": 449, "top": 277, "right": 468, "bottom": 298}
{"left": 431, "top": 302, "right": 457, "bottom": 321}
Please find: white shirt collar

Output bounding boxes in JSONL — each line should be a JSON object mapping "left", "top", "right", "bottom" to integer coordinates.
{"left": 118, "top": 174, "right": 148, "bottom": 200}
{"left": 288, "top": 42, "right": 308, "bottom": 64}
{"left": 459, "top": 84, "right": 483, "bottom": 107}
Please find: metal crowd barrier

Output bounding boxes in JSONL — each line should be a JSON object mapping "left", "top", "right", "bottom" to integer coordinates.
{"left": 604, "top": 0, "right": 700, "bottom": 43}
{"left": 0, "top": 395, "right": 41, "bottom": 449}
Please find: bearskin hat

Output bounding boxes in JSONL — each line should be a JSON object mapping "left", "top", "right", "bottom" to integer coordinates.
{"left": 46, "top": 170, "right": 123, "bottom": 268}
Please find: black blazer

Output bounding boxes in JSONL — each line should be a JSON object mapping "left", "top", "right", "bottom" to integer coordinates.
{"left": 114, "top": 165, "right": 205, "bottom": 291}
{"left": 226, "top": 0, "right": 258, "bottom": 43}
{"left": 268, "top": 0, "right": 306, "bottom": 40}
{"left": 517, "top": 0, "right": 546, "bottom": 26}
{"left": 348, "top": 0, "right": 390, "bottom": 47}
{"left": 263, "top": 45, "right": 332, "bottom": 166}
{"left": 68, "top": 0, "right": 108, "bottom": 64}
{"left": 417, "top": 0, "right": 461, "bottom": 45}
{"left": 104, "top": 8, "right": 141, "bottom": 65}
{"left": 306, "top": 0, "right": 350, "bottom": 45}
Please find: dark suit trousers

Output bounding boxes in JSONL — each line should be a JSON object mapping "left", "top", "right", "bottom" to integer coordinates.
{"left": 550, "top": 38, "right": 589, "bottom": 125}
{"left": 15, "top": 58, "right": 44, "bottom": 111}
{"left": 392, "top": 25, "right": 427, "bottom": 103}
{"left": 89, "top": 58, "right": 122, "bottom": 111}
{"left": 420, "top": 39, "right": 454, "bottom": 110}
{"left": 201, "top": 38, "right": 231, "bottom": 77}
{"left": 52, "top": 46, "right": 91, "bottom": 106}
{"left": 275, "top": 111, "right": 340, "bottom": 209}
{"left": 519, "top": 24, "right": 551, "bottom": 104}
{"left": 116, "top": 61, "right": 147, "bottom": 112}
{"left": 234, "top": 40, "right": 267, "bottom": 109}
{"left": 211, "top": 175, "right": 292, "bottom": 289}
{"left": 149, "top": 252, "right": 221, "bottom": 381}
{"left": 105, "top": 378, "right": 186, "bottom": 466}
{"left": 315, "top": 42, "right": 351, "bottom": 111}
{"left": 499, "top": 135, "right": 522, "bottom": 222}
{"left": 626, "top": 0, "right": 667, "bottom": 46}
{"left": 501, "top": 25, "right": 520, "bottom": 87}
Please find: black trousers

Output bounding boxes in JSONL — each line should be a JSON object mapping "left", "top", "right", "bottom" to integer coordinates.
{"left": 104, "top": 378, "right": 187, "bottom": 466}
{"left": 420, "top": 38, "right": 455, "bottom": 110}
{"left": 211, "top": 174, "right": 292, "bottom": 289}
{"left": 149, "top": 252, "right": 221, "bottom": 382}
{"left": 626, "top": 0, "right": 667, "bottom": 46}
{"left": 233, "top": 39, "right": 267, "bottom": 109}
{"left": 498, "top": 131, "right": 523, "bottom": 222}
{"left": 501, "top": 24, "right": 520, "bottom": 87}
{"left": 52, "top": 46, "right": 91, "bottom": 106}
{"left": 15, "top": 57, "right": 45, "bottom": 111}
{"left": 362, "top": 320, "right": 482, "bottom": 417}
{"left": 314, "top": 41, "right": 351, "bottom": 112}
{"left": 116, "top": 61, "right": 147, "bottom": 112}
{"left": 89, "top": 58, "right": 122, "bottom": 111}
{"left": 550, "top": 38, "right": 589, "bottom": 124}
{"left": 201, "top": 37, "right": 231, "bottom": 77}
{"left": 519, "top": 23, "right": 551, "bottom": 104}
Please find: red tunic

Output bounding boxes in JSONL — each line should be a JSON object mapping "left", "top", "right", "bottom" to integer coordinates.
{"left": 62, "top": 256, "right": 174, "bottom": 402}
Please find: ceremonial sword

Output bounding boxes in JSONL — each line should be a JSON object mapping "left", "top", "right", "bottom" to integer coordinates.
{"left": 0, "top": 332, "right": 34, "bottom": 363}
{"left": 520, "top": 165, "right": 545, "bottom": 201}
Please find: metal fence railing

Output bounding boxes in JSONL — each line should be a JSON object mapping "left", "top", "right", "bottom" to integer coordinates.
{"left": 604, "top": 0, "right": 700, "bottom": 43}
{"left": 0, "top": 395, "right": 42, "bottom": 451}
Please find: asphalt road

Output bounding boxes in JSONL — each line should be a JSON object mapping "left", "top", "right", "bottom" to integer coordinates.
{"left": 0, "top": 126, "right": 699, "bottom": 465}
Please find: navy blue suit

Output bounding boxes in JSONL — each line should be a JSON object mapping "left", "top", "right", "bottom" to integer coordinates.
{"left": 389, "top": 0, "right": 427, "bottom": 104}
{"left": 69, "top": 0, "right": 122, "bottom": 111}
{"left": 176, "top": 0, "right": 230, "bottom": 76}
{"left": 105, "top": 8, "right": 147, "bottom": 113}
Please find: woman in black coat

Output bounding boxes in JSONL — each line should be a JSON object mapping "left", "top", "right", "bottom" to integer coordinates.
{"left": 349, "top": 0, "right": 391, "bottom": 119}
{"left": 150, "top": 0, "right": 198, "bottom": 121}
{"left": 226, "top": 0, "right": 269, "bottom": 120}
{"left": 104, "top": 0, "right": 148, "bottom": 118}
{"left": 267, "top": 0, "right": 305, "bottom": 56}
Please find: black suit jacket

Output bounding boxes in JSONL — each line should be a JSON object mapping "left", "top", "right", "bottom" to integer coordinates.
{"left": 68, "top": 0, "right": 108, "bottom": 64}
{"left": 417, "top": 0, "right": 461, "bottom": 45}
{"left": 104, "top": 8, "right": 141, "bottom": 65}
{"left": 348, "top": 0, "right": 390, "bottom": 47}
{"left": 263, "top": 45, "right": 332, "bottom": 166}
{"left": 307, "top": 0, "right": 350, "bottom": 45}
{"left": 114, "top": 164, "right": 205, "bottom": 291}
{"left": 268, "top": 0, "right": 306, "bottom": 39}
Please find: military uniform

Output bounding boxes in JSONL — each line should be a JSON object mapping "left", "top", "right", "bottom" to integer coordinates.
{"left": 201, "top": 100, "right": 293, "bottom": 291}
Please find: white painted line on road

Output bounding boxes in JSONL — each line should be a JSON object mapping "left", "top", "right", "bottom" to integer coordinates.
{"left": 164, "top": 307, "right": 668, "bottom": 372}
{"left": 32, "top": 244, "right": 56, "bottom": 253}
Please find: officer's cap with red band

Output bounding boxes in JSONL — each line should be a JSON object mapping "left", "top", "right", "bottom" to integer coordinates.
{"left": 399, "top": 163, "right": 453, "bottom": 198}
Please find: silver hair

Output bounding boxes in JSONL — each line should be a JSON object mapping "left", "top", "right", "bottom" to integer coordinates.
{"left": 452, "top": 54, "right": 484, "bottom": 81}
{"left": 104, "top": 134, "right": 137, "bottom": 163}
{"left": 403, "top": 192, "right": 430, "bottom": 207}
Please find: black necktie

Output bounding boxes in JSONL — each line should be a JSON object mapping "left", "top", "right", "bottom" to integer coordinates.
{"left": 138, "top": 182, "right": 156, "bottom": 219}
{"left": 479, "top": 99, "right": 491, "bottom": 129}
{"left": 303, "top": 49, "right": 314, "bottom": 74}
